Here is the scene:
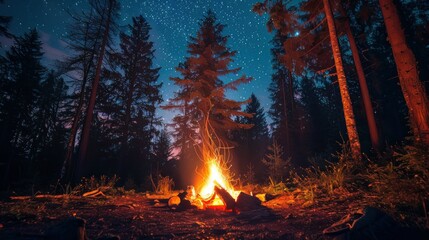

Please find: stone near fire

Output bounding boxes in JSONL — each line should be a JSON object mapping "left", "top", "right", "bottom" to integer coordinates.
{"left": 255, "top": 193, "right": 276, "bottom": 202}
{"left": 236, "top": 192, "right": 262, "bottom": 211}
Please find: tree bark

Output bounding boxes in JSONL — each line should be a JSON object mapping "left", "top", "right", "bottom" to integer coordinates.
{"left": 118, "top": 64, "right": 136, "bottom": 176}
{"left": 59, "top": 7, "right": 103, "bottom": 184}
{"left": 281, "top": 72, "right": 290, "bottom": 157}
{"left": 341, "top": 9, "right": 380, "bottom": 151}
{"left": 323, "top": 0, "right": 361, "bottom": 160}
{"left": 76, "top": 0, "right": 114, "bottom": 180}
{"left": 61, "top": 76, "right": 86, "bottom": 182}
{"left": 379, "top": 0, "right": 429, "bottom": 145}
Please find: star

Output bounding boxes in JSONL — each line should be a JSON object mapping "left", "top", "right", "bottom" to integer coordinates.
{"left": 0, "top": 0, "right": 275, "bottom": 124}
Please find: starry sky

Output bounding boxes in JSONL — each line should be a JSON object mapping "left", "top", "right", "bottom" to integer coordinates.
{"left": 0, "top": 0, "right": 279, "bottom": 124}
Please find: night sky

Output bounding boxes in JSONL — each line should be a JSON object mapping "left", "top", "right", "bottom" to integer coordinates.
{"left": 0, "top": 0, "right": 277, "bottom": 124}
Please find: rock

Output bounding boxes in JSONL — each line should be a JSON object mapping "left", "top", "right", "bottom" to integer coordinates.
{"left": 255, "top": 193, "right": 276, "bottom": 202}
{"left": 236, "top": 192, "right": 261, "bottom": 211}
{"left": 44, "top": 217, "right": 87, "bottom": 240}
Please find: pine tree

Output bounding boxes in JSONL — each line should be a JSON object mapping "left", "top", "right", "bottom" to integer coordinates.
{"left": 76, "top": 0, "right": 120, "bottom": 180}
{"left": 240, "top": 94, "right": 269, "bottom": 181}
{"left": 299, "top": 71, "right": 331, "bottom": 155}
{"left": 0, "top": 29, "right": 46, "bottom": 187}
{"left": 33, "top": 71, "right": 68, "bottom": 184}
{"left": 322, "top": 0, "right": 361, "bottom": 160}
{"left": 163, "top": 10, "right": 252, "bottom": 185}
{"left": 268, "top": 30, "right": 295, "bottom": 159}
{"left": 153, "top": 128, "right": 172, "bottom": 177}
{"left": 337, "top": 1, "right": 380, "bottom": 151}
{"left": 105, "top": 15, "right": 162, "bottom": 180}
{"left": 59, "top": 0, "right": 112, "bottom": 183}
{"left": 254, "top": 0, "right": 362, "bottom": 160}
{"left": 262, "top": 140, "right": 290, "bottom": 182}
{"left": 394, "top": 1, "right": 429, "bottom": 92}
{"left": 243, "top": 94, "right": 269, "bottom": 142}
{"left": 378, "top": 0, "right": 429, "bottom": 145}
{"left": 345, "top": 0, "right": 408, "bottom": 146}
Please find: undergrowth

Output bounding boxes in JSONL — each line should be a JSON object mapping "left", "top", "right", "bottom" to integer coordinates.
{"left": 363, "top": 144, "right": 429, "bottom": 228}
{"left": 289, "top": 141, "right": 355, "bottom": 203}
{"left": 285, "top": 141, "right": 429, "bottom": 228}
{"left": 155, "top": 175, "right": 175, "bottom": 194}
{"left": 68, "top": 175, "right": 127, "bottom": 196}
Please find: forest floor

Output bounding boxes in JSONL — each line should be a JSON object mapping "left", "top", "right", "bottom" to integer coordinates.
{"left": 0, "top": 191, "right": 427, "bottom": 239}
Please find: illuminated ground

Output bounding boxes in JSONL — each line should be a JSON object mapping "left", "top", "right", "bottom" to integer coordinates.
{"left": 0, "top": 193, "right": 426, "bottom": 239}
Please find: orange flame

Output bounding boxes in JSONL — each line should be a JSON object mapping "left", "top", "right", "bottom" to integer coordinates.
{"left": 198, "top": 158, "right": 239, "bottom": 206}
{"left": 195, "top": 107, "right": 239, "bottom": 207}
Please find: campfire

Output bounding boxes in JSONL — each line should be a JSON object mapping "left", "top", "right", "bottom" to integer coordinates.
{"left": 195, "top": 158, "right": 240, "bottom": 210}
{"left": 166, "top": 118, "right": 262, "bottom": 212}
{"left": 171, "top": 145, "right": 261, "bottom": 212}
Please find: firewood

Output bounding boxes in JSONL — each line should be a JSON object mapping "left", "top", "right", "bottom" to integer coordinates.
{"left": 214, "top": 186, "right": 235, "bottom": 211}
{"left": 236, "top": 192, "right": 261, "bottom": 211}
{"left": 168, "top": 196, "right": 181, "bottom": 208}
{"left": 200, "top": 192, "right": 216, "bottom": 204}
{"left": 10, "top": 196, "right": 32, "bottom": 200}
{"left": 82, "top": 189, "right": 100, "bottom": 197}
{"left": 10, "top": 194, "right": 67, "bottom": 200}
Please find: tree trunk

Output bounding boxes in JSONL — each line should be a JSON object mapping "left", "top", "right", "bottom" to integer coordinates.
{"left": 379, "top": 0, "right": 429, "bottom": 145}
{"left": 60, "top": 60, "right": 91, "bottom": 183}
{"left": 59, "top": 8, "right": 102, "bottom": 184}
{"left": 341, "top": 9, "right": 380, "bottom": 151}
{"left": 76, "top": 0, "right": 114, "bottom": 180}
{"left": 281, "top": 72, "right": 290, "bottom": 157}
{"left": 323, "top": 0, "right": 361, "bottom": 160}
{"left": 118, "top": 69, "right": 135, "bottom": 177}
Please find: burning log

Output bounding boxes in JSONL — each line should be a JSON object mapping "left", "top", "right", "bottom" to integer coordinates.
{"left": 168, "top": 191, "right": 196, "bottom": 211}
{"left": 168, "top": 196, "right": 181, "bottom": 208}
{"left": 214, "top": 185, "right": 235, "bottom": 211}
{"left": 236, "top": 192, "right": 262, "bottom": 212}
{"left": 200, "top": 191, "right": 216, "bottom": 205}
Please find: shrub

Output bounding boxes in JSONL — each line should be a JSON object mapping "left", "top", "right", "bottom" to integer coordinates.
{"left": 156, "top": 175, "right": 175, "bottom": 194}
{"left": 365, "top": 144, "right": 429, "bottom": 210}
{"left": 262, "top": 177, "right": 287, "bottom": 195}
{"left": 262, "top": 140, "right": 291, "bottom": 182}
{"left": 71, "top": 175, "right": 120, "bottom": 195}
{"left": 289, "top": 141, "right": 355, "bottom": 203}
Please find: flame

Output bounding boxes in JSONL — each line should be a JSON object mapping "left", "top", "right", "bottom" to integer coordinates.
{"left": 199, "top": 159, "right": 230, "bottom": 198}
{"left": 198, "top": 158, "right": 239, "bottom": 206}
{"left": 194, "top": 109, "right": 239, "bottom": 208}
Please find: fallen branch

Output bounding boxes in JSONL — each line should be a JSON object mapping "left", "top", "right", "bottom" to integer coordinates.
{"left": 10, "top": 194, "right": 68, "bottom": 200}
{"left": 82, "top": 189, "right": 105, "bottom": 197}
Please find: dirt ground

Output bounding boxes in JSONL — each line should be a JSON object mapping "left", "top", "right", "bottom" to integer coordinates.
{"left": 0, "top": 192, "right": 425, "bottom": 239}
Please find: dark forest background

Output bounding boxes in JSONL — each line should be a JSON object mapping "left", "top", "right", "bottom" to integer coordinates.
{"left": 0, "top": 0, "right": 428, "bottom": 195}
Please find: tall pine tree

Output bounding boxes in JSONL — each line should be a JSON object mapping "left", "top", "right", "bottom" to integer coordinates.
{"left": 75, "top": 0, "right": 120, "bottom": 180}
{"left": 59, "top": 0, "right": 117, "bottom": 183}
{"left": 105, "top": 15, "right": 162, "bottom": 183}
{"left": 238, "top": 93, "right": 269, "bottom": 182}
{"left": 0, "top": 29, "right": 46, "bottom": 188}
{"left": 163, "top": 11, "right": 252, "bottom": 186}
